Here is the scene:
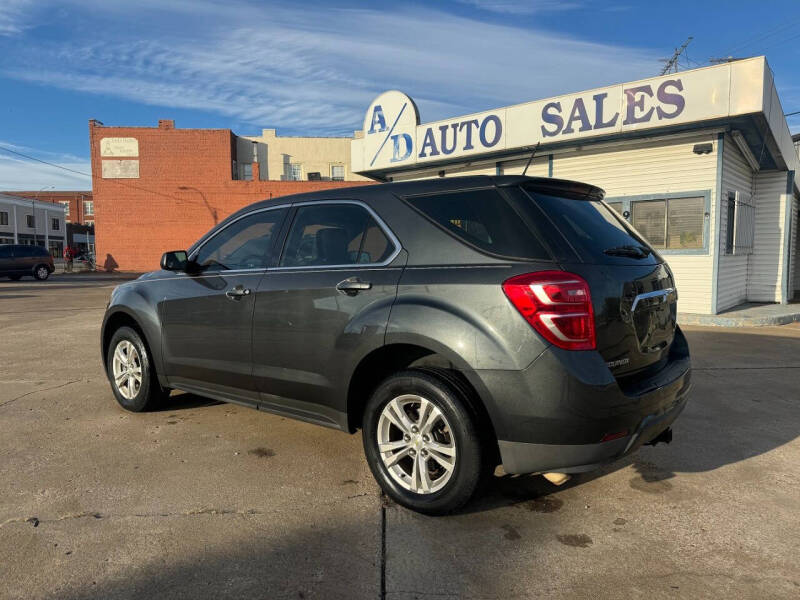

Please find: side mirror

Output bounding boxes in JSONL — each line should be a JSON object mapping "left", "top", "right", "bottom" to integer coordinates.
{"left": 160, "top": 250, "right": 188, "bottom": 271}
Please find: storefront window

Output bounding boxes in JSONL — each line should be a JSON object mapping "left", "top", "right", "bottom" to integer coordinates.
{"left": 48, "top": 240, "right": 63, "bottom": 258}
{"left": 631, "top": 197, "right": 703, "bottom": 250}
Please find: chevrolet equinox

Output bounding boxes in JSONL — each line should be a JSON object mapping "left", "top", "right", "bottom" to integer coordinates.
{"left": 101, "top": 176, "right": 691, "bottom": 514}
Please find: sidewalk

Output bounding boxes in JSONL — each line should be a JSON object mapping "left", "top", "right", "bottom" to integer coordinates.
{"left": 679, "top": 302, "right": 800, "bottom": 327}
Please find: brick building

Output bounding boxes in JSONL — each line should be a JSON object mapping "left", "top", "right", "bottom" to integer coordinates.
{"left": 2, "top": 190, "right": 95, "bottom": 253}
{"left": 5, "top": 190, "right": 95, "bottom": 226}
{"left": 89, "top": 119, "right": 367, "bottom": 272}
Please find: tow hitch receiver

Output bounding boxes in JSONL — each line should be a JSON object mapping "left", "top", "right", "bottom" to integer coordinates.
{"left": 646, "top": 427, "right": 673, "bottom": 446}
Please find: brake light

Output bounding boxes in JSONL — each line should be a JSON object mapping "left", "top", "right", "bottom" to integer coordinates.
{"left": 502, "top": 271, "right": 596, "bottom": 351}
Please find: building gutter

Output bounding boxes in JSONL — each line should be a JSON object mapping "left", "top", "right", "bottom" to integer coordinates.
{"left": 781, "top": 170, "right": 795, "bottom": 304}
{"left": 710, "top": 132, "right": 724, "bottom": 315}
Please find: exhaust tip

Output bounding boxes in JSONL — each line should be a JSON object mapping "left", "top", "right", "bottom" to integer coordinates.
{"left": 542, "top": 472, "right": 571, "bottom": 486}
{"left": 645, "top": 427, "right": 673, "bottom": 447}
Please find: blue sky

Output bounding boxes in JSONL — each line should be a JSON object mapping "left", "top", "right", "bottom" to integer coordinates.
{"left": 0, "top": 0, "right": 798, "bottom": 189}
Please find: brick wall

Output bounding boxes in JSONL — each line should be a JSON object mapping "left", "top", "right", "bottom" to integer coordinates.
{"left": 89, "top": 120, "right": 369, "bottom": 272}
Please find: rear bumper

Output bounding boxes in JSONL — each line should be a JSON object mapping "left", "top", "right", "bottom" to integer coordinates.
{"left": 498, "top": 390, "right": 689, "bottom": 474}
{"left": 476, "top": 326, "right": 692, "bottom": 475}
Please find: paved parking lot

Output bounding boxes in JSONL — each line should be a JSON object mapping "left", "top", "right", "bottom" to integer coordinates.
{"left": 1, "top": 275, "right": 799, "bottom": 599}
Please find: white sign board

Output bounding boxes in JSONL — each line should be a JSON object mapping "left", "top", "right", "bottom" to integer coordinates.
{"left": 352, "top": 58, "right": 770, "bottom": 174}
{"left": 102, "top": 159, "right": 140, "bottom": 179}
{"left": 100, "top": 137, "right": 139, "bottom": 157}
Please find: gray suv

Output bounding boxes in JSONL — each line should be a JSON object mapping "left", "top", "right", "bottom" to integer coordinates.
{"left": 101, "top": 176, "right": 691, "bottom": 514}
{"left": 0, "top": 244, "right": 55, "bottom": 280}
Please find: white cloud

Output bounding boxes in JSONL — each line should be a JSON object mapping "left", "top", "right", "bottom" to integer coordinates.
{"left": 455, "top": 0, "right": 580, "bottom": 14}
{"left": 0, "top": 0, "right": 35, "bottom": 35}
{"left": 0, "top": 145, "right": 91, "bottom": 190}
{"left": 0, "top": 3, "right": 659, "bottom": 137}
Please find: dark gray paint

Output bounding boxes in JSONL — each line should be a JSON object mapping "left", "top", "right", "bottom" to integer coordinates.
{"left": 101, "top": 175, "right": 691, "bottom": 475}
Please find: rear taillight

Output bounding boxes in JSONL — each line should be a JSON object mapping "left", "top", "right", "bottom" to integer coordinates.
{"left": 502, "top": 271, "right": 596, "bottom": 351}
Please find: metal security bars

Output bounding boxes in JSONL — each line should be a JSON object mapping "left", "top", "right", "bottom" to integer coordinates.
{"left": 725, "top": 191, "right": 755, "bottom": 255}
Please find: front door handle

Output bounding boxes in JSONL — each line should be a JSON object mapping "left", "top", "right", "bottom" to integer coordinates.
{"left": 336, "top": 278, "right": 372, "bottom": 296}
{"left": 225, "top": 286, "right": 251, "bottom": 300}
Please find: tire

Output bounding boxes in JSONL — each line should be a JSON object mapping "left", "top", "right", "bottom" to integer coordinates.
{"left": 106, "top": 326, "right": 167, "bottom": 412}
{"left": 362, "top": 369, "right": 488, "bottom": 515}
{"left": 8, "top": 274, "right": 22, "bottom": 281}
{"left": 33, "top": 264, "right": 50, "bottom": 280}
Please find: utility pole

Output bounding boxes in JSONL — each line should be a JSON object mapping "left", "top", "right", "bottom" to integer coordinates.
{"left": 660, "top": 36, "right": 693, "bottom": 75}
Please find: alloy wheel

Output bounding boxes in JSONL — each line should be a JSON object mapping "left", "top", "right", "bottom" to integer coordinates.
{"left": 377, "top": 394, "right": 457, "bottom": 494}
{"left": 112, "top": 340, "right": 143, "bottom": 400}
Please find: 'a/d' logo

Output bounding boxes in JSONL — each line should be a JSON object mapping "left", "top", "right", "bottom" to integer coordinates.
{"left": 362, "top": 91, "right": 420, "bottom": 168}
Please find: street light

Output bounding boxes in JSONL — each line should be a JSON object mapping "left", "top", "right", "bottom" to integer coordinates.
{"left": 33, "top": 186, "right": 54, "bottom": 246}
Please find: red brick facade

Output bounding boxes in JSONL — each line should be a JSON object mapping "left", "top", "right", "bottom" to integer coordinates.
{"left": 1, "top": 190, "right": 94, "bottom": 225}
{"left": 89, "top": 120, "right": 368, "bottom": 272}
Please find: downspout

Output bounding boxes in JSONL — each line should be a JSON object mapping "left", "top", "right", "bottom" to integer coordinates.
{"left": 780, "top": 170, "right": 795, "bottom": 304}
{"left": 710, "top": 133, "right": 724, "bottom": 315}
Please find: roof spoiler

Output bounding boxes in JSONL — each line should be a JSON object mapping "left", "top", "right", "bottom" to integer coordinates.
{"left": 499, "top": 176, "right": 605, "bottom": 202}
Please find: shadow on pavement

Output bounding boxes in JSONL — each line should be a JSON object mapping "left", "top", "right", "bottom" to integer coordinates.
{"left": 55, "top": 520, "right": 380, "bottom": 600}
{"left": 153, "top": 391, "right": 222, "bottom": 412}
{"left": 463, "top": 328, "right": 800, "bottom": 512}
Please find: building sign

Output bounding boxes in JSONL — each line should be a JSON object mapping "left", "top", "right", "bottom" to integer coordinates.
{"left": 100, "top": 137, "right": 139, "bottom": 157}
{"left": 352, "top": 58, "right": 769, "bottom": 174}
{"left": 102, "top": 160, "right": 140, "bottom": 179}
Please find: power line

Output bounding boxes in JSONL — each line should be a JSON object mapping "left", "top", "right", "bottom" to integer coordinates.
{"left": 0, "top": 143, "right": 194, "bottom": 206}
{"left": 0, "top": 144, "right": 91, "bottom": 178}
{"left": 723, "top": 17, "right": 800, "bottom": 56}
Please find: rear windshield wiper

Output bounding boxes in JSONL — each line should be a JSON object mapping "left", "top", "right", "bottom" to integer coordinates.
{"left": 603, "top": 245, "right": 651, "bottom": 258}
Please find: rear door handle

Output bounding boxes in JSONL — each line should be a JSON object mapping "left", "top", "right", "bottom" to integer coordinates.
{"left": 336, "top": 278, "right": 372, "bottom": 296}
{"left": 225, "top": 286, "right": 251, "bottom": 300}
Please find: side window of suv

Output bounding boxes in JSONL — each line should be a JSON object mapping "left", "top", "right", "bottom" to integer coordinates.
{"left": 280, "top": 203, "right": 393, "bottom": 267}
{"left": 192, "top": 208, "right": 288, "bottom": 271}
{"left": 406, "top": 188, "right": 550, "bottom": 260}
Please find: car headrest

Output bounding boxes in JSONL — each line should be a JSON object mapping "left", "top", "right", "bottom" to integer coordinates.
{"left": 316, "top": 227, "right": 350, "bottom": 265}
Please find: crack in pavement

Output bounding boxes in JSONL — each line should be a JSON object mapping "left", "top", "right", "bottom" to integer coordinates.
{"left": 0, "top": 380, "right": 81, "bottom": 409}
{"left": 0, "top": 508, "right": 265, "bottom": 529}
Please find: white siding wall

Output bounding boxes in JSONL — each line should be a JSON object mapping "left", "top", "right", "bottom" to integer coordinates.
{"left": 551, "top": 134, "right": 719, "bottom": 314}
{"left": 390, "top": 161, "right": 497, "bottom": 181}
{"left": 717, "top": 135, "right": 754, "bottom": 311}
{"left": 499, "top": 156, "right": 550, "bottom": 178}
{"left": 748, "top": 172, "right": 790, "bottom": 302}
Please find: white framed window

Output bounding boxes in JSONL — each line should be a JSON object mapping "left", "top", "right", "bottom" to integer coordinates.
{"left": 26, "top": 214, "right": 35, "bottom": 228}
{"left": 60, "top": 201, "right": 70, "bottom": 217}
{"left": 287, "top": 163, "right": 302, "bottom": 181}
{"left": 51, "top": 217, "right": 60, "bottom": 231}
{"left": 0, "top": 211, "right": 8, "bottom": 226}
{"left": 331, "top": 164, "right": 345, "bottom": 181}
{"left": 84, "top": 200, "right": 94, "bottom": 216}
{"left": 630, "top": 196, "right": 705, "bottom": 250}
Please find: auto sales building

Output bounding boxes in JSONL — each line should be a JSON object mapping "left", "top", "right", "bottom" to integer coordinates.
{"left": 351, "top": 57, "right": 800, "bottom": 315}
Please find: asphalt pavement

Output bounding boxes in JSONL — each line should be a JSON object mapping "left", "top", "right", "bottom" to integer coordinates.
{"left": 1, "top": 275, "right": 799, "bottom": 599}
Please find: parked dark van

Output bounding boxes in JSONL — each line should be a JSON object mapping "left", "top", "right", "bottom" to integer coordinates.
{"left": 101, "top": 176, "right": 691, "bottom": 514}
{"left": 0, "top": 244, "right": 55, "bottom": 280}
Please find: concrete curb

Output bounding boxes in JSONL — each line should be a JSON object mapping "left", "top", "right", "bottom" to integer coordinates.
{"left": 679, "top": 311, "right": 800, "bottom": 327}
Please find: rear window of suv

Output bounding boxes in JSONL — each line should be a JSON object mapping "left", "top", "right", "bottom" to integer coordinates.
{"left": 405, "top": 188, "right": 551, "bottom": 260}
{"left": 519, "top": 187, "right": 657, "bottom": 263}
